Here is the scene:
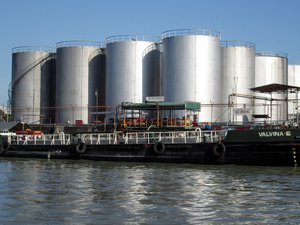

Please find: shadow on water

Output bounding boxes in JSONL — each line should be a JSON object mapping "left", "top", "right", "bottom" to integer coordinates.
{"left": 0, "top": 158, "right": 299, "bottom": 224}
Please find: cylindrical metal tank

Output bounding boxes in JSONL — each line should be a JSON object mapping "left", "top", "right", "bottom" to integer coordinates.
{"left": 105, "top": 35, "right": 154, "bottom": 111}
{"left": 56, "top": 41, "right": 104, "bottom": 124}
{"left": 11, "top": 46, "right": 55, "bottom": 124}
{"left": 88, "top": 48, "right": 106, "bottom": 123}
{"left": 143, "top": 42, "right": 162, "bottom": 98}
{"left": 220, "top": 41, "right": 256, "bottom": 123}
{"left": 162, "top": 29, "right": 221, "bottom": 122}
{"left": 288, "top": 64, "right": 300, "bottom": 119}
{"left": 254, "top": 52, "right": 288, "bottom": 122}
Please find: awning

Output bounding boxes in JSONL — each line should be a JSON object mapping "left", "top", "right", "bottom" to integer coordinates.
{"left": 0, "top": 121, "right": 31, "bottom": 132}
{"left": 250, "top": 83, "right": 300, "bottom": 93}
{"left": 121, "top": 101, "right": 201, "bottom": 111}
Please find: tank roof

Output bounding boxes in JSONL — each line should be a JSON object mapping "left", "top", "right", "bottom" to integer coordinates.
{"left": 56, "top": 40, "right": 103, "bottom": 48}
{"left": 221, "top": 40, "right": 255, "bottom": 49}
{"left": 105, "top": 35, "right": 158, "bottom": 44}
{"left": 162, "top": 29, "right": 221, "bottom": 39}
{"left": 256, "top": 51, "right": 288, "bottom": 58}
{"left": 12, "top": 46, "right": 55, "bottom": 54}
{"left": 143, "top": 42, "right": 162, "bottom": 56}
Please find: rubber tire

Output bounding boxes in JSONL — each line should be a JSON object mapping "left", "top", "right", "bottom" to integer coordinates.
{"left": 76, "top": 142, "right": 87, "bottom": 154}
{"left": 154, "top": 141, "right": 165, "bottom": 154}
{"left": 213, "top": 143, "right": 226, "bottom": 157}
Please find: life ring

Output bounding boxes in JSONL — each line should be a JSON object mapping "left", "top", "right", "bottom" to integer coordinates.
{"left": 213, "top": 142, "right": 226, "bottom": 157}
{"left": 154, "top": 141, "right": 165, "bottom": 154}
{"left": 0, "top": 141, "right": 10, "bottom": 154}
{"left": 76, "top": 142, "right": 87, "bottom": 154}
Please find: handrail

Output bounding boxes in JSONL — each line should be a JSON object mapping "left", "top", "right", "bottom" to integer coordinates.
{"left": 162, "top": 29, "right": 221, "bottom": 39}
{"left": 12, "top": 46, "right": 55, "bottom": 53}
{"left": 88, "top": 48, "right": 105, "bottom": 62}
{"left": 56, "top": 40, "right": 103, "bottom": 48}
{"left": 256, "top": 51, "right": 288, "bottom": 58}
{"left": 142, "top": 42, "right": 162, "bottom": 57}
{"left": 105, "top": 35, "right": 156, "bottom": 44}
{"left": 221, "top": 40, "right": 255, "bottom": 49}
{"left": 13, "top": 133, "right": 71, "bottom": 145}
{"left": 78, "top": 130, "right": 224, "bottom": 145}
{"left": 8, "top": 130, "right": 225, "bottom": 146}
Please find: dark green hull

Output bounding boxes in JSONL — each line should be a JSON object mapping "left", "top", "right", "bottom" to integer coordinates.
{"left": 224, "top": 129, "right": 300, "bottom": 166}
{"left": 0, "top": 142, "right": 224, "bottom": 165}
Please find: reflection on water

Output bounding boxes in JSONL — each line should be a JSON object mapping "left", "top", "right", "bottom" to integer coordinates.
{"left": 0, "top": 159, "right": 299, "bottom": 224}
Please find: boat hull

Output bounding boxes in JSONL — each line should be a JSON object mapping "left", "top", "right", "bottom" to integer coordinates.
{"left": 223, "top": 128, "right": 300, "bottom": 166}
{"left": 2, "top": 128, "right": 300, "bottom": 166}
{"left": 1, "top": 142, "right": 224, "bottom": 164}
{"left": 224, "top": 142, "right": 299, "bottom": 166}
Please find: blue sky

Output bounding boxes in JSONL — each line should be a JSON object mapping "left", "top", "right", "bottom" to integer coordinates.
{"left": 0, "top": 0, "right": 300, "bottom": 106}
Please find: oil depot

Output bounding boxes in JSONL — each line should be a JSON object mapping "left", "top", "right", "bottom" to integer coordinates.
{"left": 9, "top": 29, "right": 300, "bottom": 125}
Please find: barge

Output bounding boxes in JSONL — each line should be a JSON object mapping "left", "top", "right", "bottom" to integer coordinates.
{"left": 0, "top": 127, "right": 299, "bottom": 166}
{"left": 0, "top": 129, "right": 225, "bottom": 164}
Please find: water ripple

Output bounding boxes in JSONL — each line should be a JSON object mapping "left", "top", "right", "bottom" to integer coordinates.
{"left": 0, "top": 159, "right": 299, "bottom": 224}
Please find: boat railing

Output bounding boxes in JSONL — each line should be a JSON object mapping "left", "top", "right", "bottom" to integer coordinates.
{"left": 7, "top": 129, "right": 224, "bottom": 146}
{"left": 77, "top": 133, "right": 116, "bottom": 145}
{"left": 77, "top": 129, "right": 224, "bottom": 145}
{"left": 11, "top": 132, "right": 71, "bottom": 145}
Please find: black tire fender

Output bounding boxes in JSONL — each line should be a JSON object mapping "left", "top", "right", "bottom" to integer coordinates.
{"left": 154, "top": 141, "right": 165, "bottom": 154}
{"left": 213, "top": 142, "right": 226, "bottom": 157}
{"left": 76, "top": 142, "right": 87, "bottom": 154}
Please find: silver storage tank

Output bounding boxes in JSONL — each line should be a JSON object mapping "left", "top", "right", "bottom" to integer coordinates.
{"left": 88, "top": 48, "right": 106, "bottom": 123}
{"left": 49, "top": 53, "right": 56, "bottom": 123}
{"left": 162, "top": 29, "right": 221, "bottom": 122}
{"left": 105, "top": 35, "right": 154, "bottom": 111}
{"left": 11, "top": 46, "right": 55, "bottom": 124}
{"left": 288, "top": 65, "right": 300, "bottom": 120}
{"left": 220, "top": 41, "right": 255, "bottom": 123}
{"left": 254, "top": 52, "right": 288, "bottom": 122}
{"left": 143, "top": 42, "right": 162, "bottom": 98}
{"left": 56, "top": 41, "right": 104, "bottom": 124}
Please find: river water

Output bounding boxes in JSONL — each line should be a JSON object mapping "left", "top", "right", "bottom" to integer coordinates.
{"left": 0, "top": 159, "right": 299, "bottom": 225}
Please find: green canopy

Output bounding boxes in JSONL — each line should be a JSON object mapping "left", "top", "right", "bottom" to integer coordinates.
{"left": 121, "top": 101, "right": 201, "bottom": 111}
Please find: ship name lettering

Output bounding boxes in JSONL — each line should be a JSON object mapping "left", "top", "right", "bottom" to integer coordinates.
{"left": 258, "top": 131, "right": 290, "bottom": 137}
